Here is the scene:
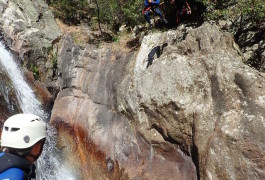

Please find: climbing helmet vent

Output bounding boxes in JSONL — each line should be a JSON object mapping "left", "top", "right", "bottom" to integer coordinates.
{"left": 31, "top": 118, "right": 40, "bottom": 122}
{"left": 10, "top": 128, "right": 20, "bottom": 132}
{"left": 4, "top": 126, "right": 20, "bottom": 132}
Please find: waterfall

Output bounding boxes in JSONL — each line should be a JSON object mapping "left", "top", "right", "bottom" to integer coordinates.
{"left": 0, "top": 42, "right": 44, "bottom": 116}
{"left": 0, "top": 41, "right": 74, "bottom": 179}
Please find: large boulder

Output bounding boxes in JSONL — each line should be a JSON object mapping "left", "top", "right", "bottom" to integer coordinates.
{"left": 51, "top": 22, "right": 265, "bottom": 179}
{"left": 121, "top": 23, "right": 265, "bottom": 179}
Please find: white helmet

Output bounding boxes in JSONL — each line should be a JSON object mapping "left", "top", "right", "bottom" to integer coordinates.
{"left": 1, "top": 114, "right": 47, "bottom": 149}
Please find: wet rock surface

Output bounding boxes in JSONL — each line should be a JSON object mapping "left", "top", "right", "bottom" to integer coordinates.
{"left": 0, "top": 64, "right": 20, "bottom": 125}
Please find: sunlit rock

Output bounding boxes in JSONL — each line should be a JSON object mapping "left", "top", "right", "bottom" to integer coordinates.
{"left": 51, "top": 22, "right": 265, "bottom": 179}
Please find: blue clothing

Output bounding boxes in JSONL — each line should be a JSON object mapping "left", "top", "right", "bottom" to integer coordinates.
{"left": 0, "top": 152, "right": 25, "bottom": 180}
{"left": 0, "top": 168, "right": 24, "bottom": 180}
{"left": 144, "top": 0, "right": 160, "bottom": 7}
{"left": 143, "top": 0, "right": 167, "bottom": 25}
{"left": 143, "top": 8, "right": 163, "bottom": 23}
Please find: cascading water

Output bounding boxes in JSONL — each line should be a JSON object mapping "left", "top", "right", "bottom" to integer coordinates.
{"left": 0, "top": 41, "right": 74, "bottom": 179}
{"left": 0, "top": 63, "right": 20, "bottom": 116}
{"left": 0, "top": 43, "right": 44, "bottom": 116}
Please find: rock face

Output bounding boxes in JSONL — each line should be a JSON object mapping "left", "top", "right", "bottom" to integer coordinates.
{"left": 0, "top": 0, "right": 61, "bottom": 82}
{"left": 51, "top": 22, "right": 265, "bottom": 179}
{"left": 51, "top": 35, "right": 197, "bottom": 179}
{"left": 237, "top": 23, "right": 265, "bottom": 72}
{"left": 222, "top": 19, "right": 265, "bottom": 72}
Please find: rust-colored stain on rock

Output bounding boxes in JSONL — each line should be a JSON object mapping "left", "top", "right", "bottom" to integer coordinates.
{"left": 52, "top": 116, "right": 127, "bottom": 180}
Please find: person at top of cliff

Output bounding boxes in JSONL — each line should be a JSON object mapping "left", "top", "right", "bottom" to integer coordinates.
{"left": 142, "top": 0, "right": 168, "bottom": 29}
{"left": 166, "top": 0, "right": 191, "bottom": 25}
{"left": 0, "top": 114, "right": 47, "bottom": 180}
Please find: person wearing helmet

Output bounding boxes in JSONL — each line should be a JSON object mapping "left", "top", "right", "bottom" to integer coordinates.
{"left": 0, "top": 114, "right": 47, "bottom": 180}
{"left": 142, "top": 0, "right": 168, "bottom": 29}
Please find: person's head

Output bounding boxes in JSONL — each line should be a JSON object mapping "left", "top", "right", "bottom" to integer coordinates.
{"left": 1, "top": 114, "right": 47, "bottom": 163}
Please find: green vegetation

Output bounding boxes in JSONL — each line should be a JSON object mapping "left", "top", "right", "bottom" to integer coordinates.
{"left": 47, "top": 46, "right": 58, "bottom": 69}
{"left": 48, "top": 0, "right": 90, "bottom": 24}
{"left": 48, "top": 0, "right": 145, "bottom": 29}
{"left": 46, "top": 0, "right": 264, "bottom": 72}
{"left": 48, "top": 0, "right": 264, "bottom": 31}
{"left": 236, "top": 0, "right": 265, "bottom": 23}
{"left": 52, "top": 52, "right": 58, "bottom": 69}
{"left": 112, "top": 35, "right": 120, "bottom": 44}
{"left": 198, "top": 0, "right": 265, "bottom": 24}
{"left": 86, "top": 0, "right": 144, "bottom": 30}
{"left": 30, "top": 64, "right": 40, "bottom": 80}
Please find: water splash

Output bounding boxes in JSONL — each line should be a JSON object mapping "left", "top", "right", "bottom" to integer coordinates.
{"left": 37, "top": 126, "right": 76, "bottom": 180}
{"left": 0, "top": 41, "right": 74, "bottom": 179}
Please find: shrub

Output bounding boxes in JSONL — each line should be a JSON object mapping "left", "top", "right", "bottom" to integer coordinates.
{"left": 121, "top": 0, "right": 145, "bottom": 26}
{"left": 48, "top": 0, "right": 90, "bottom": 25}
{"left": 196, "top": 0, "right": 265, "bottom": 24}
{"left": 95, "top": 0, "right": 144, "bottom": 30}
{"left": 48, "top": 0, "right": 145, "bottom": 30}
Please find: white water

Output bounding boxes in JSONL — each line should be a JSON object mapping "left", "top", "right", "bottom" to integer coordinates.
{"left": 0, "top": 42, "right": 44, "bottom": 116}
{"left": 0, "top": 41, "right": 74, "bottom": 179}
